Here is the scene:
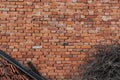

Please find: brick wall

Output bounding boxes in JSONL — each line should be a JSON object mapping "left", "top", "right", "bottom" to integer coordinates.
{"left": 0, "top": 0, "right": 120, "bottom": 80}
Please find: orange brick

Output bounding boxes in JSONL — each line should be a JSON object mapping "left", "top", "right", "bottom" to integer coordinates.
{"left": 82, "top": 45, "right": 91, "bottom": 49}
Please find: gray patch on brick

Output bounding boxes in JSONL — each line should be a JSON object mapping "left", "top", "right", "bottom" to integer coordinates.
{"left": 88, "top": 18, "right": 93, "bottom": 22}
{"left": 32, "top": 46, "right": 42, "bottom": 49}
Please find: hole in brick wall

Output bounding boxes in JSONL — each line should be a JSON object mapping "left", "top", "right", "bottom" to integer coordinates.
{"left": 88, "top": 18, "right": 93, "bottom": 22}
{"left": 63, "top": 42, "right": 69, "bottom": 46}
{"left": 32, "top": 18, "right": 36, "bottom": 21}
{"left": 79, "top": 49, "right": 84, "bottom": 52}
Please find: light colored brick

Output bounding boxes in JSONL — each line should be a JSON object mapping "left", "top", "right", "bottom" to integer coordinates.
{"left": 72, "top": 0, "right": 77, "bottom": 3}
{"left": 88, "top": 10, "right": 94, "bottom": 15}
{"left": 88, "top": 0, "right": 92, "bottom": 3}
{"left": 0, "top": 8, "right": 9, "bottom": 11}
{"left": 102, "top": 16, "right": 112, "bottom": 21}
{"left": 32, "top": 46, "right": 42, "bottom": 49}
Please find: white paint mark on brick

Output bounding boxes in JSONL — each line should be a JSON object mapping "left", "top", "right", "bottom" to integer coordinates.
{"left": 102, "top": 16, "right": 112, "bottom": 21}
{"left": 32, "top": 46, "right": 42, "bottom": 49}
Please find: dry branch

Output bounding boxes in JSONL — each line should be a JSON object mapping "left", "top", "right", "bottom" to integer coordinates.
{"left": 81, "top": 44, "right": 120, "bottom": 80}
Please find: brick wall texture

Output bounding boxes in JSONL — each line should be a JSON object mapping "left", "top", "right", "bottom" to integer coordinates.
{"left": 0, "top": 0, "right": 120, "bottom": 80}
